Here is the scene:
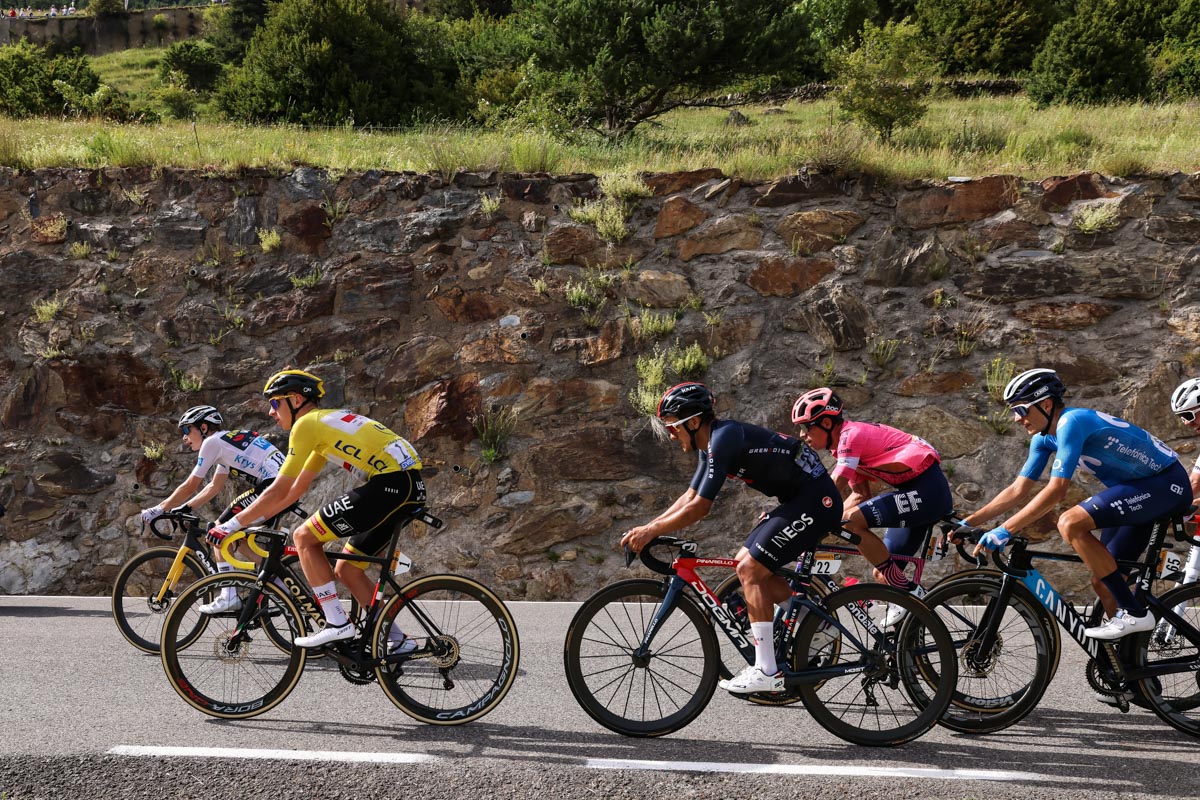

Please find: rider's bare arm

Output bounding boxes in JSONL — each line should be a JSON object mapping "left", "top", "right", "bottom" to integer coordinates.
{"left": 964, "top": 475, "right": 1042, "bottom": 528}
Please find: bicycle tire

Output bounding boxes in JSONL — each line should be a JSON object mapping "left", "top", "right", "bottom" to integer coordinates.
{"left": 712, "top": 571, "right": 834, "bottom": 706}
{"left": 564, "top": 578, "right": 719, "bottom": 737}
{"left": 160, "top": 572, "right": 307, "bottom": 719}
{"left": 795, "top": 583, "right": 957, "bottom": 746}
{"left": 917, "top": 573, "right": 1056, "bottom": 733}
{"left": 373, "top": 574, "right": 519, "bottom": 725}
{"left": 111, "top": 546, "right": 210, "bottom": 654}
{"left": 1132, "top": 581, "right": 1200, "bottom": 737}
{"left": 254, "top": 557, "right": 343, "bottom": 658}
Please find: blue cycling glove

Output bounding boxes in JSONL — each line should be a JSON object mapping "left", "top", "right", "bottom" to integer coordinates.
{"left": 979, "top": 526, "right": 1012, "bottom": 552}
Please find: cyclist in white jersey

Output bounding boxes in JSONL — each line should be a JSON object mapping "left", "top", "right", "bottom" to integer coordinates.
{"left": 140, "top": 405, "right": 286, "bottom": 614}
{"left": 1170, "top": 378, "right": 1200, "bottom": 497}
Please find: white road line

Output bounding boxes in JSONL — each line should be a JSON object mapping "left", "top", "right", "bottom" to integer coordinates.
{"left": 108, "top": 745, "right": 438, "bottom": 764}
{"left": 584, "top": 758, "right": 1053, "bottom": 782}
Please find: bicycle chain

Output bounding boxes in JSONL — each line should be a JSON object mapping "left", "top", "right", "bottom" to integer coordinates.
{"left": 1085, "top": 657, "right": 1129, "bottom": 712}
{"left": 338, "top": 661, "right": 376, "bottom": 685}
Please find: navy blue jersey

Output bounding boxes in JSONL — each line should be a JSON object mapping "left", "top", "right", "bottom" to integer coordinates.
{"left": 689, "top": 420, "right": 827, "bottom": 502}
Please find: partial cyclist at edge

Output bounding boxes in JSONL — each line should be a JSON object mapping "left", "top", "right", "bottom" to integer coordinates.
{"left": 791, "top": 387, "right": 953, "bottom": 624}
{"left": 139, "top": 404, "right": 288, "bottom": 614}
{"left": 1170, "top": 377, "right": 1200, "bottom": 498}
{"left": 964, "top": 368, "right": 1193, "bottom": 640}
{"left": 618, "top": 381, "right": 844, "bottom": 695}
{"left": 204, "top": 369, "right": 426, "bottom": 652}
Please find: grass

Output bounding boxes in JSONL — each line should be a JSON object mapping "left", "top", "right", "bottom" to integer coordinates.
{"left": 473, "top": 405, "right": 519, "bottom": 464}
{"left": 32, "top": 293, "right": 64, "bottom": 323}
{"left": 2, "top": 95, "right": 1198, "bottom": 179}
{"left": 90, "top": 47, "right": 167, "bottom": 99}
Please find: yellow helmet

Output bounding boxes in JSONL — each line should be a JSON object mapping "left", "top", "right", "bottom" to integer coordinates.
{"left": 262, "top": 369, "right": 324, "bottom": 401}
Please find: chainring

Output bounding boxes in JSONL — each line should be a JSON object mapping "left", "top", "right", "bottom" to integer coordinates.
{"left": 338, "top": 661, "right": 376, "bottom": 685}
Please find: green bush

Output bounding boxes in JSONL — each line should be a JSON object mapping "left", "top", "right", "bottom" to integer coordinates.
{"left": 916, "top": 0, "right": 1059, "bottom": 75}
{"left": 1152, "top": 0, "right": 1200, "bottom": 99}
{"left": 217, "top": 0, "right": 465, "bottom": 126}
{"left": 155, "top": 84, "right": 197, "bottom": 120}
{"left": 802, "top": 0, "right": 879, "bottom": 53}
{"left": 1027, "top": 0, "right": 1150, "bottom": 106}
{"left": 829, "top": 19, "right": 937, "bottom": 142}
{"left": 88, "top": 0, "right": 127, "bottom": 16}
{"left": 440, "top": 12, "right": 534, "bottom": 123}
{"left": 0, "top": 41, "right": 101, "bottom": 118}
{"left": 55, "top": 80, "right": 139, "bottom": 122}
{"left": 425, "top": 0, "right": 513, "bottom": 18}
{"left": 159, "top": 41, "right": 223, "bottom": 93}
{"left": 206, "top": 0, "right": 271, "bottom": 64}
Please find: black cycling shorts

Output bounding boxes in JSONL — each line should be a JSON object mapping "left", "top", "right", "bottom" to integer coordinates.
{"left": 744, "top": 475, "right": 844, "bottom": 570}
{"left": 309, "top": 470, "right": 426, "bottom": 566}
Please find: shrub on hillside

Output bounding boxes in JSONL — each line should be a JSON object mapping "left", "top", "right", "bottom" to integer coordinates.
{"left": 516, "top": 0, "right": 818, "bottom": 137}
{"left": 1027, "top": 0, "right": 1150, "bottom": 106}
{"left": 800, "top": 0, "right": 879, "bottom": 53}
{"left": 88, "top": 0, "right": 127, "bottom": 17}
{"left": 217, "top": 0, "right": 464, "bottom": 126}
{"left": 1152, "top": 39, "right": 1200, "bottom": 100}
{"left": 915, "top": 0, "right": 1059, "bottom": 75}
{"left": 206, "top": 0, "right": 271, "bottom": 64}
{"left": 829, "top": 19, "right": 938, "bottom": 142}
{"left": 0, "top": 41, "right": 100, "bottom": 118}
{"left": 424, "top": 0, "right": 513, "bottom": 18}
{"left": 440, "top": 11, "right": 533, "bottom": 123}
{"left": 159, "top": 41, "right": 223, "bottom": 93}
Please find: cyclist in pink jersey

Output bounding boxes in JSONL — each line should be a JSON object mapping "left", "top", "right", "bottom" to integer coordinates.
{"left": 792, "top": 388, "right": 953, "bottom": 616}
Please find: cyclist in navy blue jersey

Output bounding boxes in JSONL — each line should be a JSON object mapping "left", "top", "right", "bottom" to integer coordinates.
{"left": 620, "top": 382, "right": 843, "bottom": 695}
{"left": 966, "top": 368, "right": 1193, "bottom": 640}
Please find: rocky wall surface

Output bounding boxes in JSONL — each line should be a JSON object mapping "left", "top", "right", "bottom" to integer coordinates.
{"left": 1, "top": 164, "right": 1198, "bottom": 599}
{"left": 0, "top": 8, "right": 202, "bottom": 56}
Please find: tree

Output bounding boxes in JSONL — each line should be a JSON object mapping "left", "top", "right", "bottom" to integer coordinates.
{"left": 829, "top": 19, "right": 937, "bottom": 141}
{"left": 799, "top": 0, "right": 879, "bottom": 53}
{"left": 424, "top": 0, "right": 514, "bottom": 18}
{"left": 206, "top": 0, "right": 272, "bottom": 64}
{"left": 515, "top": 0, "right": 818, "bottom": 137}
{"left": 1027, "top": 0, "right": 1150, "bottom": 106}
{"left": 217, "top": 0, "right": 464, "bottom": 126}
{"left": 915, "top": 0, "right": 1059, "bottom": 75}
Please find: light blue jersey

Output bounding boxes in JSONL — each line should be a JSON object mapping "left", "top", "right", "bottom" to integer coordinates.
{"left": 1019, "top": 408, "right": 1179, "bottom": 487}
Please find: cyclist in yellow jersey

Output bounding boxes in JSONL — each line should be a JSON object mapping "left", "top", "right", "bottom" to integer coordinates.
{"left": 206, "top": 369, "right": 427, "bottom": 649}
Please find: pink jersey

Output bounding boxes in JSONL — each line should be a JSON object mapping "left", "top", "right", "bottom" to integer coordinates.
{"left": 831, "top": 420, "right": 939, "bottom": 488}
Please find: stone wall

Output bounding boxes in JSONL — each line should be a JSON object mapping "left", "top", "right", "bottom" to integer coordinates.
{"left": 0, "top": 8, "right": 202, "bottom": 55}
{"left": 1, "top": 165, "right": 1199, "bottom": 600}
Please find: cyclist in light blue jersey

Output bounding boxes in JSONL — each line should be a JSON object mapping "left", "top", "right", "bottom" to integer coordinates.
{"left": 965, "top": 369, "right": 1193, "bottom": 640}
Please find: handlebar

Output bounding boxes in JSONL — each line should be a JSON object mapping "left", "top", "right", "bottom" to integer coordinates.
{"left": 937, "top": 517, "right": 989, "bottom": 568}
{"left": 218, "top": 526, "right": 289, "bottom": 570}
{"left": 146, "top": 510, "right": 202, "bottom": 541}
{"left": 624, "top": 536, "right": 697, "bottom": 576}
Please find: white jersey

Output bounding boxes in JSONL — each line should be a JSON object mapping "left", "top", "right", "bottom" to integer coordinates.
{"left": 189, "top": 430, "right": 285, "bottom": 485}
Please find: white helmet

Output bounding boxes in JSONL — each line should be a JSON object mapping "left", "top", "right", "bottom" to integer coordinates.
{"left": 1171, "top": 378, "right": 1200, "bottom": 416}
{"left": 177, "top": 405, "right": 223, "bottom": 431}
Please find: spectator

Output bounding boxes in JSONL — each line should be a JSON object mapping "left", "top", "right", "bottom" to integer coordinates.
{"left": 66, "top": 3, "right": 74, "bottom": 13}
{"left": 48, "top": 4, "right": 57, "bottom": 16}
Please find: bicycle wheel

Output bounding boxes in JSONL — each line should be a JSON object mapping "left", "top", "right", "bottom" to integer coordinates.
{"left": 794, "top": 583, "right": 957, "bottom": 746}
{"left": 373, "top": 574, "right": 519, "bottom": 725}
{"left": 918, "top": 573, "right": 1056, "bottom": 733}
{"left": 712, "top": 571, "right": 833, "bottom": 706}
{"left": 111, "top": 546, "right": 210, "bottom": 654}
{"left": 564, "top": 578, "right": 719, "bottom": 737}
{"left": 160, "top": 572, "right": 307, "bottom": 719}
{"left": 1132, "top": 582, "right": 1200, "bottom": 737}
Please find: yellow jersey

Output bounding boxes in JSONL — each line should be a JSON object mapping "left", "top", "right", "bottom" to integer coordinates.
{"left": 280, "top": 409, "right": 422, "bottom": 480}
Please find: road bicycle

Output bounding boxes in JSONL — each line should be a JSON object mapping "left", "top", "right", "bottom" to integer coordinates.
{"left": 922, "top": 511, "right": 1200, "bottom": 737}
{"left": 562, "top": 535, "right": 958, "bottom": 746}
{"left": 159, "top": 508, "right": 520, "bottom": 725}
{"left": 111, "top": 507, "right": 304, "bottom": 653}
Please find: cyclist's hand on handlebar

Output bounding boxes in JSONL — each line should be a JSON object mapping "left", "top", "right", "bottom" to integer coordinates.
{"left": 140, "top": 505, "right": 164, "bottom": 523}
{"left": 619, "top": 525, "right": 655, "bottom": 554}
{"left": 973, "top": 526, "right": 1012, "bottom": 556}
{"left": 206, "top": 519, "right": 238, "bottom": 547}
{"left": 168, "top": 503, "right": 192, "bottom": 516}
{"left": 950, "top": 522, "right": 983, "bottom": 543}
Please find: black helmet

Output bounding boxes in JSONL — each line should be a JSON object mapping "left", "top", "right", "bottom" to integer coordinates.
{"left": 262, "top": 369, "right": 325, "bottom": 401}
{"left": 656, "top": 382, "right": 715, "bottom": 420}
{"left": 1003, "top": 368, "right": 1065, "bottom": 405}
{"left": 177, "top": 405, "right": 223, "bottom": 431}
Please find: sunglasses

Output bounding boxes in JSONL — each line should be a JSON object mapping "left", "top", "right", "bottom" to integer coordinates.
{"left": 269, "top": 398, "right": 282, "bottom": 411}
{"left": 1180, "top": 410, "right": 1199, "bottom": 423}
{"left": 662, "top": 412, "right": 702, "bottom": 430}
{"left": 179, "top": 424, "right": 191, "bottom": 435}
{"left": 1009, "top": 400, "right": 1040, "bottom": 418}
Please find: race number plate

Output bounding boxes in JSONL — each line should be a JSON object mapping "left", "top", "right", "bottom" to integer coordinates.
{"left": 813, "top": 555, "right": 842, "bottom": 575}
{"left": 1158, "top": 549, "right": 1184, "bottom": 581}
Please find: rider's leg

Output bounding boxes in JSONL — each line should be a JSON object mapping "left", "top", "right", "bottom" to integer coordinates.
{"left": 1060, "top": 507, "right": 1145, "bottom": 616}
{"left": 295, "top": 520, "right": 350, "bottom": 628}
{"left": 735, "top": 552, "right": 786, "bottom": 675}
{"left": 846, "top": 508, "right": 917, "bottom": 590}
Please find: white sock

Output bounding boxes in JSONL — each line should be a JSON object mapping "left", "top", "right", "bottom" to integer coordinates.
{"left": 314, "top": 582, "right": 349, "bottom": 627}
{"left": 751, "top": 621, "right": 777, "bottom": 675}
{"left": 389, "top": 621, "right": 406, "bottom": 642}
{"left": 216, "top": 563, "right": 237, "bottom": 600}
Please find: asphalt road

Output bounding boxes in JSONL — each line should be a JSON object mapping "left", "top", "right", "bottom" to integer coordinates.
{"left": 0, "top": 595, "right": 1196, "bottom": 800}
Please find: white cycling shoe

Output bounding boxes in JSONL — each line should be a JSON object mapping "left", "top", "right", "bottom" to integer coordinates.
{"left": 294, "top": 622, "right": 357, "bottom": 648}
{"left": 1085, "top": 609, "right": 1155, "bottom": 640}
{"left": 197, "top": 594, "right": 242, "bottom": 615}
{"left": 883, "top": 585, "right": 927, "bottom": 628}
{"left": 720, "top": 665, "right": 786, "bottom": 694}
